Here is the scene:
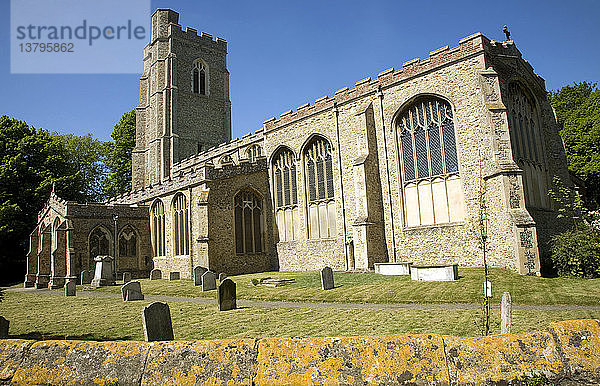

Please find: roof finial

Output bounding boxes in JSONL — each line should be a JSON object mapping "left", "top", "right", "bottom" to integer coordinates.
{"left": 51, "top": 182, "right": 56, "bottom": 195}
{"left": 502, "top": 25, "right": 511, "bottom": 41}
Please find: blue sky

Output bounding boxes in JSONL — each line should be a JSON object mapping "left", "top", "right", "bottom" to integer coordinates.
{"left": 1, "top": 0, "right": 599, "bottom": 141}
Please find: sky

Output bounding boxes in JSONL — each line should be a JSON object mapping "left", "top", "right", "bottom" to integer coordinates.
{"left": 1, "top": 0, "right": 599, "bottom": 141}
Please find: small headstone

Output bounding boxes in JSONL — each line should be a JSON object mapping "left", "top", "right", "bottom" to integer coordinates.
{"left": 80, "top": 270, "right": 92, "bottom": 285}
{"left": 123, "top": 272, "right": 132, "bottom": 284}
{"left": 218, "top": 278, "right": 236, "bottom": 311}
{"left": 320, "top": 266, "right": 334, "bottom": 290}
{"left": 201, "top": 271, "right": 217, "bottom": 291}
{"left": 121, "top": 281, "right": 144, "bottom": 301}
{"left": 169, "top": 272, "right": 180, "bottom": 281}
{"left": 142, "top": 302, "right": 174, "bottom": 342}
{"left": 219, "top": 273, "right": 227, "bottom": 282}
{"left": 501, "top": 291, "right": 512, "bottom": 334}
{"left": 150, "top": 269, "right": 162, "bottom": 280}
{"left": 0, "top": 316, "right": 8, "bottom": 338}
{"left": 193, "top": 266, "right": 208, "bottom": 286}
{"left": 65, "top": 281, "right": 76, "bottom": 297}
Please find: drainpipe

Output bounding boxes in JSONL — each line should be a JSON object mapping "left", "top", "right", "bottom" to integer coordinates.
{"left": 333, "top": 103, "right": 349, "bottom": 270}
{"left": 377, "top": 88, "right": 398, "bottom": 262}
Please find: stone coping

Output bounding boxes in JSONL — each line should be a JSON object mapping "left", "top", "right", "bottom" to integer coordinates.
{"left": 1, "top": 320, "right": 599, "bottom": 384}
{"left": 411, "top": 263, "right": 459, "bottom": 269}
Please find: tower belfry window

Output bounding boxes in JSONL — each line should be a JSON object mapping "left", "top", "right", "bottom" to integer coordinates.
{"left": 192, "top": 60, "right": 208, "bottom": 95}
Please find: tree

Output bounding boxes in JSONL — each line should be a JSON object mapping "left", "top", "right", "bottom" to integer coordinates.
{"left": 0, "top": 116, "right": 88, "bottom": 282}
{"left": 559, "top": 90, "right": 600, "bottom": 206}
{"left": 548, "top": 81, "right": 596, "bottom": 126}
{"left": 103, "top": 110, "right": 136, "bottom": 198}
{"left": 54, "top": 133, "right": 109, "bottom": 202}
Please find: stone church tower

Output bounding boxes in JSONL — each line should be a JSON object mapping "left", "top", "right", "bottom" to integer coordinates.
{"left": 132, "top": 9, "right": 232, "bottom": 189}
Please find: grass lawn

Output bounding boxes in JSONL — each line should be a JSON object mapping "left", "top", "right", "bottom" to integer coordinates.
{"left": 1, "top": 291, "right": 599, "bottom": 341}
{"left": 78, "top": 268, "right": 600, "bottom": 306}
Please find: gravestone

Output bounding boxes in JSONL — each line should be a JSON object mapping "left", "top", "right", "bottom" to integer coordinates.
{"left": 320, "top": 266, "right": 334, "bottom": 290}
{"left": 80, "top": 270, "right": 92, "bottom": 285}
{"left": 142, "top": 302, "right": 174, "bottom": 342}
{"left": 193, "top": 266, "right": 207, "bottom": 286}
{"left": 65, "top": 281, "right": 76, "bottom": 296}
{"left": 150, "top": 269, "right": 162, "bottom": 280}
{"left": 501, "top": 292, "right": 512, "bottom": 334}
{"left": 219, "top": 273, "right": 227, "bottom": 282}
{"left": 91, "top": 255, "right": 115, "bottom": 288}
{"left": 0, "top": 316, "right": 8, "bottom": 338}
{"left": 121, "top": 281, "right": 144, "bottom": 301}
{"left": 202, "top": 271, "right": 217, "bottom": 291}
{"left": 169, "top": 272, "right": 180, "bottom": 281}
{"left": 218, "top": 278, "right": 236, "bottom": 311}
{"left": 123, "top": 272, "right": 132, "bottom": 284}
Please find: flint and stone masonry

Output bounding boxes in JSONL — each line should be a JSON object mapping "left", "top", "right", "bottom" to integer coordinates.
{"left": 25, "top": 8, "right": 572, "bottom": 287}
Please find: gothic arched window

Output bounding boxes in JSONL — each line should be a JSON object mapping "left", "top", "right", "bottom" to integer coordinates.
{"left": 272, "top": 148, "right": 298, "bottom": 241}
{"left": 304, "top": 136, "right": 336, "bottom": 239}
{"left": 119, "top": 226, "right": 137, "bottom": 258}
{"left": 150, "top": 200, "right": 166, "bottom": 257}
{"left": 192, "top": 60, "right": 208, "bottom": 95}
{"left": 89, "top": 226, "right": 111, "bottom": 260}
{"left": 234, "top": 190, "right": 263, "bottom": 254}
{"left": 507, "top": 82, "right": 548, "bottom": 208}
{"left": 247, "top": 145, "right": 262, "bottom": 163}
{"left": 397, "top": 97, "right": 464, "bottom": 226}
{"left": 172, "top": 193, "right": 190, "bottom": 256}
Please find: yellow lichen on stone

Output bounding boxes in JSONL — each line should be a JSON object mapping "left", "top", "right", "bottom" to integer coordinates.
{"left": 549, "top": 319, "right": 600, "bottom": 373}
{"left": 443, "top": 331, "right": 564, "bottom": 384}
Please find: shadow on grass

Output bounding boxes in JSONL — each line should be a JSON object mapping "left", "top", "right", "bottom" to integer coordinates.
{"left": 10, "top": 332, "right": 135, "bottom": 341}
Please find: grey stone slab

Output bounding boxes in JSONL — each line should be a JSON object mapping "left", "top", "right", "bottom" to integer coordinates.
{"left": 501, "top": 292, "right": 512, "bottom": 334}
{"left": 123, "top": 272, "right": 132, "bottom": 284}
{"left": 217, "top": 279, "right": 236, "bottom": 311}
{"left": 193, "top": 266, "right": 207, "bottom": 286}
{"left": 320, "top": 266, "right": 334, "bottom": 290}
{"left": 150, "top": 269, "right": 162, "bottom": 280}
{"left": 169, "top": 272, "right": 180, "bottom": 281}
{"left": 80, "top": 271, "right": 92, "bottom": 285}
{"left": 122, "top": 281, "right": 144, "bottom": 301}
{"left": 142, "top": 302, "right": 174, "bottom": 342}
{"left": 0, "top": 316, "right": 8, "bottom": 338}
{"left": 65, "top": 281, "right": 76, "bottom": 297}
{"left": 201, "top": 271, "right": 217, "bottom": 291}
{"left": 410, "top": 264, "right": 459, "bottom": 281}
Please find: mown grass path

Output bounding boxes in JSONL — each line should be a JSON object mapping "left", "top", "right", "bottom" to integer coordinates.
{"left": 74, "top": 268, "right": 600, "bottom": 306}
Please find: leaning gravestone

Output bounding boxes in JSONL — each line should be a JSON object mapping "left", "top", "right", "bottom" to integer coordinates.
{"left": 150, "top": 269, "right": 162, "bottom": 280}
{"left": 121, "top": 281, "right": 144, "bottom": 301}
{"left": 202, "top": 271, "right": 217, "bottom": 291}
{"left": 80, "top": 270, "right": 92, "bottom": 285}
{"left": 142, "top": 302, "right": 174, "bottom": 342}
{"left": 320, "top": 266, "right": 334, "bottom": 290}
{"left": 193, "top": 266, "right": 208, "bottom": 286}
{"left": 65, "top": 281, "right": 76, "bottom": 297}
{"left": 219, "top": 273, "right": 227, "bottom": 282}
{"left": 123, "top": 272, "right": 132, "bottom": 284}
{"left": 169, "top": 272, "right": 180, "bottom": 281}
{"left": 0, "top": 316, "right": 8, "bottom": 338}
{"left": 218, "top": 278, "right": 236, "bottom": 311}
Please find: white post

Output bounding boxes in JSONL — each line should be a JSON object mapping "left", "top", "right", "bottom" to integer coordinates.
{"left": 501, "top": 291, "right": 512, "bottom": 334}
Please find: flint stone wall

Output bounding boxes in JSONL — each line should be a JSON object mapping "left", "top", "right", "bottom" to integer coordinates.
{"left": 1, "top": 319, "right": 599, "bottom": 385}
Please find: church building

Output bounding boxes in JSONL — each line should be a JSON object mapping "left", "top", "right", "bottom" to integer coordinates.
{"left": 24, "top": 9, "right": 571, "bottom": 288}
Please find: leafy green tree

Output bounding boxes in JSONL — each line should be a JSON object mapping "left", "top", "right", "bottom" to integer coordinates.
{"left": 0, "top": 116, "right": 88, "bottom": 282}
{"left": 559, "top": 90, "right": 600, "bottom": 206}
{"left": 54, "top": 133, "right": 108, "bottom": 202}
{"left": 103, "top": 110, "right": 136, "bottom": 197}
{"left": 548, "top": 81, "right": 596, "bottom": 126}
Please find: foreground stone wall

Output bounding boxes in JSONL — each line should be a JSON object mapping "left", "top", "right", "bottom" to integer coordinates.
{"left": 1, "top": 319, "right": 598, "bottom": 385}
